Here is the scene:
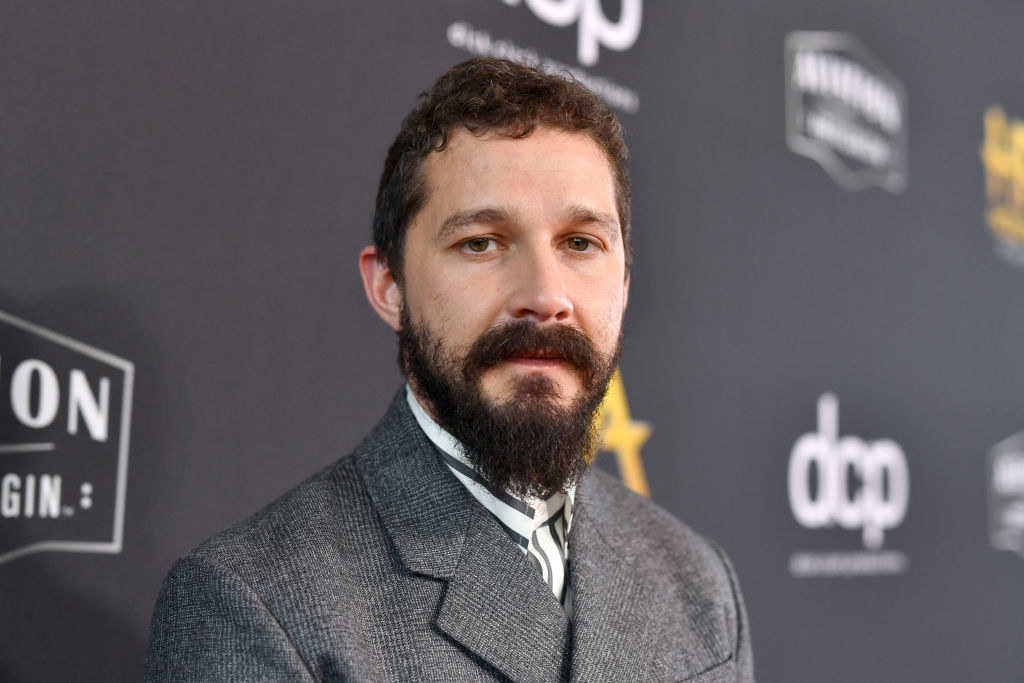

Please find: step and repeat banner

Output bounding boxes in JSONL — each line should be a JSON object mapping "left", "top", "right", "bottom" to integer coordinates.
{"left": 2, "top": 1, "right": 1022, "bottom": 680}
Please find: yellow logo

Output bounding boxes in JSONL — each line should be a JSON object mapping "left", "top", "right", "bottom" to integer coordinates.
{"left": 594, "top": 369, "right": 652, "bottom": 496}
{"left": 980, "top": 106, "right": 1024, "bottom": 263}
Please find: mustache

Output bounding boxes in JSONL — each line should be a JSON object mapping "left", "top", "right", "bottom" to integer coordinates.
{"left": 462, "top": 320, "right": 601, "bottom": 384}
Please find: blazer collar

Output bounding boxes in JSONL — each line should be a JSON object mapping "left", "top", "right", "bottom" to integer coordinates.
{"left": 354, "top": 390, "right": 570, "bottom": 680}
{"left": 353, "top": 389, "right": 469, "bottom": 578}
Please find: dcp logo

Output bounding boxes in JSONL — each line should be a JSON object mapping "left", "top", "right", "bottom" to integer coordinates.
{"left": 788, "top": 393, "right": 909, "bottom": 549}
{"left": 502, "top": 0, "right": 642, "bottom": 66}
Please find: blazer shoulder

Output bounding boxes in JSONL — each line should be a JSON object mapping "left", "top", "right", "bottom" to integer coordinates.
{"left": 584, "top": 469, "right": 745, "bottom": 625}
{"left": 583, "top": 468, "right": 754, "bottom": 679}
{"left": 586, "top": 467, "right": 727, "bottom": 569}
{"left": 170, "top": 388, "right": 430, "bottom": 586}
{"left": 148, "top": 453, "right": 390, "bottom": 678}
{"left": 186, "top": 454, "right": 371, "bottom": 574}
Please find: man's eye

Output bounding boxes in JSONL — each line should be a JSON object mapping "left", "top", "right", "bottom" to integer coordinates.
{"left": 566, "top": 236, "right": 592, "bottom": 252}
{"left": 464, "top": 237, "right": 492, "bottom": 253}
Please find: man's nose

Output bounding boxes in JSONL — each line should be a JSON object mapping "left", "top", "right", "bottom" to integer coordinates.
{"left": 507, "top": 249, "right": 574, "bottom": 322}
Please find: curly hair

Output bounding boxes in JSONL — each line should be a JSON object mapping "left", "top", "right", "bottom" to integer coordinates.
{"left": 372, "top": 57, "right": 631, "bottom": 283}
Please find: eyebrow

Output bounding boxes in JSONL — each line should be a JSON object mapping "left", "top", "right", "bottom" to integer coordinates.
{"left": 563, "top": 205, "right": 621, "bottom": 245}
{"left": 435, "top": 204, "right": 621, "bottom": 243}
{"left": 437, "top": 207, "right": 515, "bottom": 240}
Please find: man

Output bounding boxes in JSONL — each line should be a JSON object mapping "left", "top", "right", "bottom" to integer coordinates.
{"left": 146, "top": 58, "right": 753, "bottom": 682}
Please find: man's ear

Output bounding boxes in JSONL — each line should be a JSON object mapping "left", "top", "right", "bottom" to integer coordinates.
{"left": 359, "top": 246, "right": 402, "bottom": 332}
{"left": 623, "top": 271, "right": 630, "bottom": 310}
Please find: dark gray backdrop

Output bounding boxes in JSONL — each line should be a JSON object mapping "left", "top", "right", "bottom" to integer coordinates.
{"left": 2, "top": 1, "right": 1022, "bottom": 681}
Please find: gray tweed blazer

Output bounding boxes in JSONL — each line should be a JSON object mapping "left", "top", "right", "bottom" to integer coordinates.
{"left": 145, "top": 390, "right": 753, "bottom": 682}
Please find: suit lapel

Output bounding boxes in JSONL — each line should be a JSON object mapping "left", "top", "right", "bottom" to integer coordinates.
{"left": 355, "top": 390, "right": 569, "bottom": 681}
{"left": 435, "top": 503, "right": 570, "bottom": 682}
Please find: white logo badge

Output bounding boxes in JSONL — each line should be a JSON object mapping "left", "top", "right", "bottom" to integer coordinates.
{"left": 988, "top": 432, "right": 1024, "bottom": 559}
{"left": 502, "top": 0, "right": 642, "bottom": 66}
{"left": 787, "top": 393, "right": 910, "bottom": 577}
{"left": 0, "top": 310, "right": 134, "bottom": 565}
{"left": 785, "top": 32, "right": 908, "bottom": 192}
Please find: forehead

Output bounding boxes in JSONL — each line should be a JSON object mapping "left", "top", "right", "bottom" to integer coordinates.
{"left": 417, "top": 127, "right": 618, "bottom": 223}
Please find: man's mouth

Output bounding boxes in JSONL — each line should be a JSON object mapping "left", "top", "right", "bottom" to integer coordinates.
{"left": 504, "top": 350, "right": 568, "bottom": 366}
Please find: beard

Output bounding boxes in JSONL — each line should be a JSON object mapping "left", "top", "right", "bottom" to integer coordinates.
{"left": 398, "top": 305, "right": 622, "bottom": 499}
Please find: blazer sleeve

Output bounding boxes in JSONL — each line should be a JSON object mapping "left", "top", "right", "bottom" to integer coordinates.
{"left": 144, "top": 554, "right": 316, "bottom": 682}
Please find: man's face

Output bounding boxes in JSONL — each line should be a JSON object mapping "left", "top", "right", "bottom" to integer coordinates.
{"left": 401, "top": 126, "right": 629, "bottom": 410}
{"left": 363, "top": 125, "right": 630, "bottom": 496}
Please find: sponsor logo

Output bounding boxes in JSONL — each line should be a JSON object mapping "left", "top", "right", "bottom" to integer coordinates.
{"left": 785, "top": 32, "right": 908, "bottom": 193}
{"left": 501, "top": 0, "right": 642, "bottom": 67}
{"left": 988, "top": 432, "right": 1024, "bottom": 558}
{"left": 0, "top": 310, "right": 134, "bottom": 565}
{"left": 787, "top": 393, "right": 910, "bottom": 577}
{"left": 595, "top": 369, "right": 651, "bottom": 496}
{"left": 980, "top": 106, "right": 1024, "bottom": 266}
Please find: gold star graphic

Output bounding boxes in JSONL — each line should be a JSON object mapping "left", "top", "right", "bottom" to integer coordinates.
{"left": 594, "top": 369, "right": 652, "bottom": 497}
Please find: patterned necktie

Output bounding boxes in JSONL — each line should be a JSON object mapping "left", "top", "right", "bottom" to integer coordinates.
{"left": 523, "top": 503, "right": 569, "bottom": 603}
